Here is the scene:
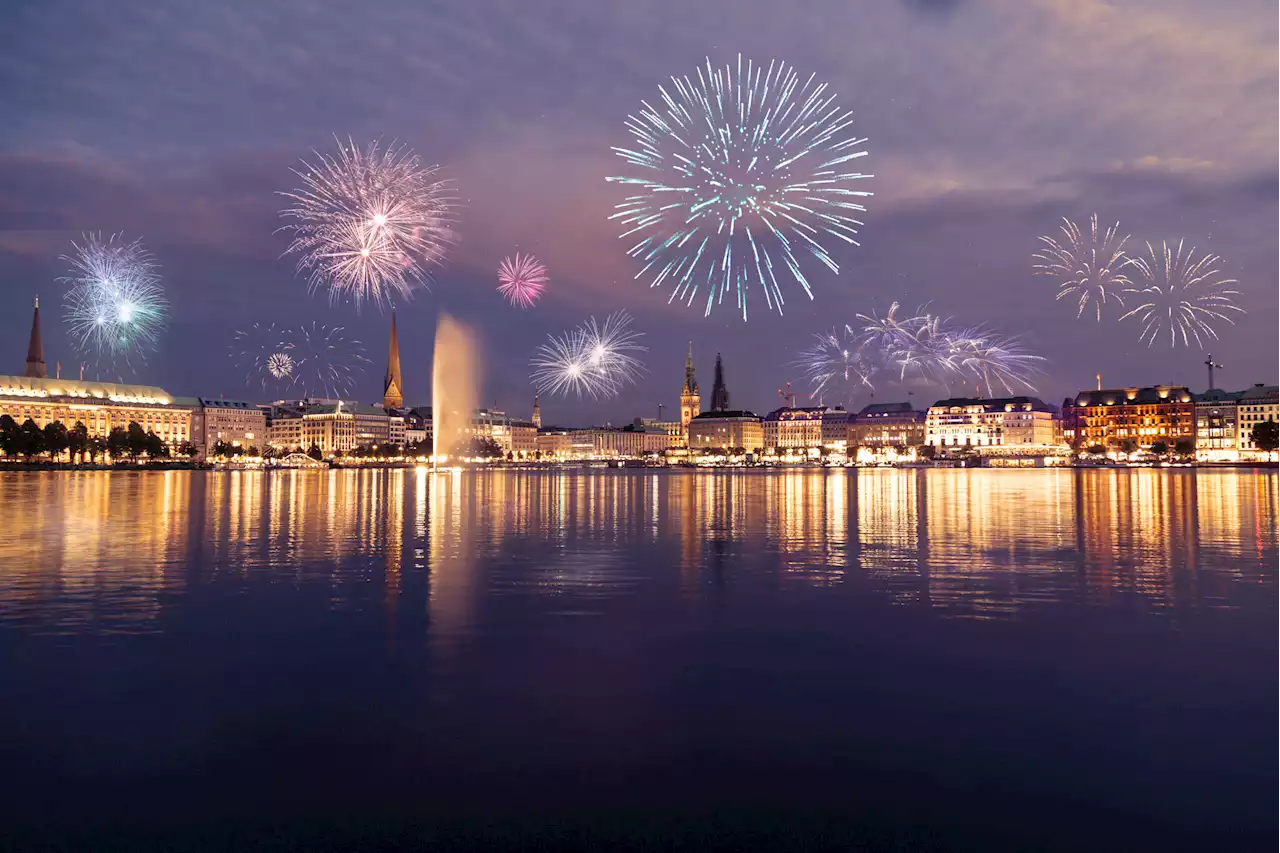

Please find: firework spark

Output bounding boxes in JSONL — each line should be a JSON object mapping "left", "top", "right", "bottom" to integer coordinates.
{"left": 278, "top": 137, "right": 455, "bottom": 310}
{"left": 531, "top": 311, "right": 647, "bottom": 398}
{"left": 231, "top": 323, "right": 368, "bottom": 397}
{"left": 60, "top": 233, "right": 167, "bottom": 375}
{"left": 607, "top": 54, "right": 872, "bottom": 320}
{"left": 1033, "top": 214, "right": 1133, "bottom": 321}
{"left": 1120, "top": 240, "right": 1244, "bottom": 348}
{"left": 497, "top": 253, "right": 549, "bottom": 308}
{"left": 798, "top": 302, "right": 1046, "bottom": 402}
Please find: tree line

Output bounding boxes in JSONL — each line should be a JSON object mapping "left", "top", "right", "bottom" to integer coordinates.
{"left": 0, "top": 416, "right": 198, "bottom": 463}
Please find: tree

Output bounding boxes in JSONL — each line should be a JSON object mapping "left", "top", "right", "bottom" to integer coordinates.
{"left": 20, "top": 419, "right": 46, "bottom": 460}
{"left": 107, "top": 426, "right": 130, "bottom": 460}
{"left": 88, "top": 436, "right": 108, "bottom": 463}
{"left": 1149, "top": 441, "right": 1169, "bottom": 457}
{"left": 145, "top": 430, "right": 169, "bottom": 459}
{"left": 177, "top": 441, "right": 199, "bottom": 459}
{"left": 68, "top": 422, "right": 89, "bottom": 463}
{"left": 43, "top": 421, "right": 70, "bottom": 461}
{"left": 307, "top": 444, "right": 323, "bottom": 461}
{"left": 247, "top": 445, "right": 260, "bottom": 458}
{"left": 1119, "top": 439, "right": 1138, "bottom": 455}
{"left": 0, "top": 414, "right": 19, "bottom": 457}
{"left": 1251, "top": 420, "right": 1279, "bottom": 453}
{"left": 1173, "top": 438, "right": 1195, "bottom": 458}
{"left": 1086, "top": 444, "right": 1107, "bottom": 456}
{"left": 463, "top": 436, "right": 503, "bottom": 459}
{"left": 126, "top": 422, "right": 148, "bottom": 459}
{"left": 918, "top": 444, "right": 938, "bottom": 461}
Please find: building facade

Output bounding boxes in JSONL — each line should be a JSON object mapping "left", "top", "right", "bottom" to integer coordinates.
{"left": 1062, "top": 386, "right": 1194, "bottom": 450}
{"left": 926, "top": 397, "right": 1061, "bottom": 449}
{"left": 820, "top": 408, "right": 851, "bottom": 454}
{"left": 849, "top": 402, "right": 926, "bottom": 449}
{"left": 1193, "top": 389, "right": 1240, "bottom": 460}
{"left": 1236, "top": 383, "right": 1278, "bottom": 457}
{"left": 196, "top": 399, "right": 267, "bottom": 456}
{"left": 568, "top": 425, "right": 672, "bottom": 458}
{"left": 762, "top": 407, "right": 827, "bottom": 451}
{"left": 382, "top": 312, "right": 404, "bottom": 410}
{"left": 688, "top": 410, "right": 763, "bottom": 452}
{"left": 1, "top": 374, "right": 194, "bottom": 448}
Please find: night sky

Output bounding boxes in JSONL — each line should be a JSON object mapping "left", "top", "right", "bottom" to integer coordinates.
{"left": 1, "top": 0, "right": 1275, "bottom": 426}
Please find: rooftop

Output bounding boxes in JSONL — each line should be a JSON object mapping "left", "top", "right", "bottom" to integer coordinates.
{"left": 0, "top": 374, "right": 176, "bottom": 405}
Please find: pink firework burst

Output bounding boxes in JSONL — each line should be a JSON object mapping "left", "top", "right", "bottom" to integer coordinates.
{"left": 497, "top": 253, "right": 548, "bottom": 308}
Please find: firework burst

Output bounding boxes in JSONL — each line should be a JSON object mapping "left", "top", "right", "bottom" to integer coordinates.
{"left": 497, "top": 253, "right": 548, "bottom": 308}
{"left": 1120, "top": 240, "right": 1244, "bottom": 348}
{"left": 60, "top": 233, "right": 167, "bottom": 375}
{"left": 1033, "top": 214, "right": 1133, "bottom": 321}
{"left": 278, "top": 137, "right": 455, "bottom": 310}
{"left": 798, "top": 302, "right": 1046, "bottom": 403}
{"left": 607, "top": 55, "right": 872, "bottom": 320}
{"left": 231, "top": 323, "right": 368, "bottom": 397}
{"left": 531, "top": 311, "right": 647, "bottom": 399}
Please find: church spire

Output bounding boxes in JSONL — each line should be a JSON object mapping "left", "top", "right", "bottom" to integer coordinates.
{"left": 532, "top": 392, "right": 542, "bottom": 428}
{"left": 24, "top": 296, "right": 46, "bottom": 379}
{"left": 711, "top": 352, "right": 729, "bottom": 412}
{"left": 382, "top": 311, "right": 403, "bottom": 409}
{"left": 682, "top": 341, "right": 698, "bottom": 395}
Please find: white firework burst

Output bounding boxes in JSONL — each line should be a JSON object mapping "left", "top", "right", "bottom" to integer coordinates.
{"left": 1121, "top": 240, "right": 1244, "bottom": 348}
{"left": 1033, "top": 214, "right": 1133, "bottom": 321}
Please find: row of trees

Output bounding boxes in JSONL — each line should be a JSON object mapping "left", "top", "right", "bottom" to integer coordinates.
{"left": 1073, "top": 422, "right": 1278, "bottom": 457}
{"left": 0, "top": 416, "right": 198, "bottom": 463}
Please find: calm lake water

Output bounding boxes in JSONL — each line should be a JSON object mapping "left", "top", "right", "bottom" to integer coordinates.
{"left": 0, "top": 468, "right": 1275, "bottom": 851}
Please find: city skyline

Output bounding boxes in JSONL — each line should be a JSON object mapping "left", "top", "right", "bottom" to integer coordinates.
{"left": 0, "top": 1, "right": 1275, "bottom": 424}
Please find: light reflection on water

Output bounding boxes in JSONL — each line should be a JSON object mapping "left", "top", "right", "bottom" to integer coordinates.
{"left": 0, "top": 468, "right": 1274, "bottom": 636}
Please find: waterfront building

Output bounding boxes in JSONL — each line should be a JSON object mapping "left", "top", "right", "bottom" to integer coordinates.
{"left": 194, "top": 399, "right": 266, "bottom": 456}
{"left": 679, "top": 343, "right": 700, "bottom": 444}
{"left": 265, "top": 400, "right": 401, "bottom": 455}
{"left": 1, "top": 300, "right": 193, "bottom": 447}
{"left": 403, "top": 408, "right": 429, "bottom": 449}
{"left": 1193, "top": 388, "right": 1241, "bottom": 461}
{"left": 1062, "top": 386, "right": 1193, "bottom": 450}
{"left": 926, "top": 397, "right": 1061, "bottom": 449}
{"left": 568, "top": 424, "right": 672, "bottom": 458}
{"left": 762, "top": 406, "right": 827, "bottom": 452}
{"left": 536, "top": 427, "right": 572, "bottom": 459}
{"left": 688, "top": 410, "right": 763, "bottom": 452}
{"left": 849, "top": 402, "right": 926, "bottom": 449}
{"left": 382, "top": 313, "right": 404, "bottom": 410}
{"left": 634, "top": 417, "right": 683, "bottom": 445}
{"left": 821, "top": 407, "right": 851, "bottom": 454}
{"left": 1236, "top": 383, "right": 1278, "bottom": 458}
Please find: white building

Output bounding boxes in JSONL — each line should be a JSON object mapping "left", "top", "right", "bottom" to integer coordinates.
{"left": 195, "top": 399, "right": 266, "bottom": 457}
{"left": 926, "top": 397, "right": 1062, "bottom": 450}
{"left": 1236, "top": 384, "right": 1278, "bottom": 458}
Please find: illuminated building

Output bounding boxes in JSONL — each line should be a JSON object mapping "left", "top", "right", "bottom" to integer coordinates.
{"left": 820, "top": 407, "right": 851, "bottom": 454}
{"left": 1, "top": 300, "right": 193, "bottom": 446}
{"left": 567, "top": 424, "right": 672, "bottom": 458}
{"left": 1236, "top": 383, "right": 1278, "bottom": 458}
{"left": 762, "top": 407, "right": 827, "bottom": 451}
{"left": 1062, "top": 386, "right": 1193, "bottom": 450}
{"left": 382, "top": 312, "right": 404, "bottom": 410}
{"left": 531, "top": 393, "right": 541, "bottom": 428}
{"left": 404, "top": 408, "right": 429, "bottom": 448}
{"left": 849, "top": 402, "right": 926, "bottom": 449}
{"left": 679, "top": 342, "right": 700, "bottom": 444}
{"left": 536, "top": 428, "right": 572, "bottom": 458}
{"left": 688, "top": 410, "right": 763, "bottom": 452}
{"left": 926, "top": 397, "right": 1061, "bottom": 449}
{"left": 193, "top": 399, "right": 266, "bottom": 456}
{"left": 266, "top": 401, "right": 402, "bottom": 455}
{"left": 1193, "top": 388, "right": 1240, "bottom": 461}
{"left": 634, "top": 417, "right": 682, "bottom": 444}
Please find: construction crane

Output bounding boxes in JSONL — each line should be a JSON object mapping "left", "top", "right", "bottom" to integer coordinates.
{"left": 1205, "top": 354, "right": 1223, "bottom": 390}
{"left": 778, "top": 383, "right": 796, "bottom": 408}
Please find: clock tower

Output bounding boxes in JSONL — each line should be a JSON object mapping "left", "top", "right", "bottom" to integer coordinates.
{"left": 679, "top": 342, "right": 700, "bottom": 443}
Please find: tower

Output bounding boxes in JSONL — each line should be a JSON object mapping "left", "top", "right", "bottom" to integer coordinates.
{"left": 383, "top": 312, "right": 403, "bottom": 410}
{"left": 679, "top": 342, "right": 700, "bottom": 439}
{"left": 710, "top": 352, "right": 729, "bottom": 412}
{"left": 24, "top": 297, "right": 45, "bottom": 379}
{"left": 532, "top": 393, "right": 541, "bottom": 428}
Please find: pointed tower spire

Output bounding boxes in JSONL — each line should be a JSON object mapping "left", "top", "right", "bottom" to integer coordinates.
{"left": 532, "top": 392, "right": 542, "bottom": 428}
{"left": 382, "top": 311, "right": 403, "bottom": 409}
{"left": 24, "top": 296, "right": 46, "bottom": 378}
{"left": 711, "top": 352, "right": 729, "bottom": 412}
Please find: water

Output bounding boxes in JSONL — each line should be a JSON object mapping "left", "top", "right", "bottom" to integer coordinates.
{"left": 0, "top": 468, "right": 1275, "bottom": 851}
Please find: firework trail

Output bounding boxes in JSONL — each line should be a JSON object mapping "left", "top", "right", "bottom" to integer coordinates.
{"left": 1121, "top": 240, "right": 1244, "bottom": 348}
{"left": 278, "top": 137, "right": 455, "bottom": 310}
{"left": 607, "top": 54, "right": 872, "bottom": 320}
{"left": 231, "top": 323, "right": 369, "bottom": 397}
{"left": 497, "top": 253, "right": 549, "bottom": 308}
{"left": 798, "top": 302, "right": 1045, "bottom": 402}
{"left": 60, "top": 233, "right": 167, "bottom": 376}
{"left": 1033, "top": 214, "right": 1133, "bottom": 321}
{"left": 531, "top": 311, "right": 647, "bottom": 399}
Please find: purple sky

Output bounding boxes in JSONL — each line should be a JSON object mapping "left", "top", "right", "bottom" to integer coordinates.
{"left": 1, "top": 0, "right": 1276, "bottom": 425}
